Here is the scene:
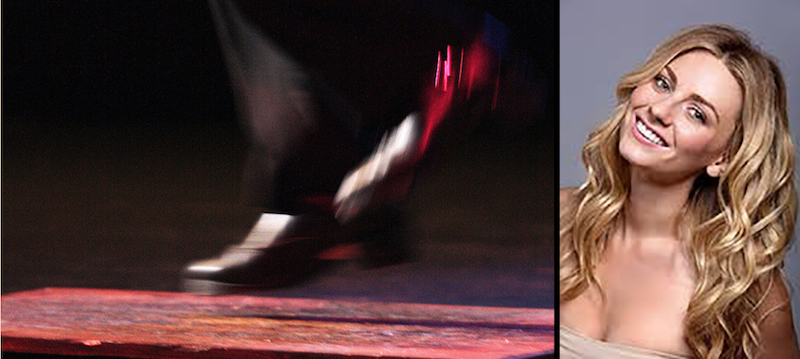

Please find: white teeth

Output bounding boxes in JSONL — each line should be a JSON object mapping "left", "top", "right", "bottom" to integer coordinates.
{"left": 636, "top": 119, "right": 667, "bottom": 146}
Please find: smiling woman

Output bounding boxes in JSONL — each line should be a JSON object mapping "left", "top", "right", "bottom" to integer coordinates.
{"left": 559, "top": 25, "right": 798, "bottom": 359}
{"left": 620, "top": 50, "right": 741, "bottom": 184}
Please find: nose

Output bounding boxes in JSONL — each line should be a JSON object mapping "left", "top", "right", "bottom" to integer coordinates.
{"left": 648, "top": 97, "right": 674, "bottom": 127}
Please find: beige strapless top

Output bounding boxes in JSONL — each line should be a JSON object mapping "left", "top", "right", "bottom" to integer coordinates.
{"left": 560, "top": 326, "right": 692, "bottom": 359}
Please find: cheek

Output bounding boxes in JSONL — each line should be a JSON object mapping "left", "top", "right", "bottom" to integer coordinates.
{"left": 629, "top": 86, "right": 649, "bottom": 108}
{"left": 674, "top": 124, "right": 725, "bottom": 158}
{"left": 629, "top": 83, "right": 664, "bottom": 109}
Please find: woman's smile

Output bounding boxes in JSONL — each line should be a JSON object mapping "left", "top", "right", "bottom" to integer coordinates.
{"left": 633, "top": 116, "right": 668, "bottom": 147}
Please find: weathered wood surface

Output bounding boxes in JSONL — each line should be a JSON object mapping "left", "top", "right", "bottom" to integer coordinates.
{"left": 1, "top": 288, "right": 553, "bottom": 358}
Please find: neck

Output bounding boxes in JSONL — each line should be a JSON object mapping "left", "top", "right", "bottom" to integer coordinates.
{"left": 624, "top": 168, "right": 696, "bottom": 241}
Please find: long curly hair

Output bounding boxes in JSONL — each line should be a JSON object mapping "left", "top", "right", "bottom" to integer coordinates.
{"left": 560, "top": 24, "right": 797, "bottom": 359}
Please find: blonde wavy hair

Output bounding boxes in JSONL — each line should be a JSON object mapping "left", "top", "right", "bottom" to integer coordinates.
{"left": 560, "top": 24, "right": 797, "bottom": 358}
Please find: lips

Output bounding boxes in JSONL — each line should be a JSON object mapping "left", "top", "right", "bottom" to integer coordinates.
{"left": 634, "top": 116, "right": 668, "bottom": 147}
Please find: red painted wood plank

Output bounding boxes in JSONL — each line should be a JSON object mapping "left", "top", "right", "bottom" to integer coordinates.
{"left": 2, "top": 288, "right": 553, "bottom": 358}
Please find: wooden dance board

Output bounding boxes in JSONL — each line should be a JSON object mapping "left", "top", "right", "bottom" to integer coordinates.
{"left": 1, "top": 288, "right": 554, "bottom": 358}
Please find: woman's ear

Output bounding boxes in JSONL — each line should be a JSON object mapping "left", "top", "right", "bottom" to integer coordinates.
{"left": 706, "top": 155, "right": 728, "bottom": 178}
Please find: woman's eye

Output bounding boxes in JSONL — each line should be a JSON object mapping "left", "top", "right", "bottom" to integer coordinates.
{"left": 654, "top": 75, "right": 671, "bottom": 92}
{"left": 688, "top": 107, "right": 706, "bottom": 123}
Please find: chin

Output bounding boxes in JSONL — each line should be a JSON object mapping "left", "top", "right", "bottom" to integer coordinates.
{"left": 619, "top": 134, "right": 649, "bottom": 165}
{"left": 619, "top": 141, "right": 668, "bottom": 173}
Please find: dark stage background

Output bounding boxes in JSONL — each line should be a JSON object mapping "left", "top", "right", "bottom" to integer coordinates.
{"left": 2, "top": 1, "right": 555, "bottom": 309}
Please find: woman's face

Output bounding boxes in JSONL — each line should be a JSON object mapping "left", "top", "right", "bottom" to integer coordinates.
{"left": 619, "top": 50, "right": 742, "bottom": 182}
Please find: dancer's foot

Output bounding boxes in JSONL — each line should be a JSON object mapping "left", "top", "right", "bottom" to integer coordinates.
{"left": 181, "top": 213, "right": 342, "bottom": 295}
{"left": 334, "top": 113, "right": 422, "bottom": 222}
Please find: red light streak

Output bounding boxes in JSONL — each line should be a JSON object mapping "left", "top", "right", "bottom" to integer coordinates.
{"left": 444, "top": 45, "right": 451, "bottom": 92}
{"left": 435, "top": 51, "right": 441, "bottom": 88}
{"left": 458, "top": 48, "right": 464, "bottom": 89}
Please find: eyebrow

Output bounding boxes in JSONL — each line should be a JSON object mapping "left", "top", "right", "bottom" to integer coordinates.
{"left": 664, "top": 65, "right": 720, "bottom": 122}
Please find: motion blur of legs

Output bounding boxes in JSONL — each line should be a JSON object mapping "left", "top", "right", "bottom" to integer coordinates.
{"left": 182, "top": 0, "right": 542, "bottom": 294}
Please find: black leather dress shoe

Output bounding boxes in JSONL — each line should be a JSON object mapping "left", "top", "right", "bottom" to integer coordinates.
{"left": 334, "top": 113, "right": 422, "bottom": 222}
{"left": 181, "top": 213, "right": 343, "bottom": 295}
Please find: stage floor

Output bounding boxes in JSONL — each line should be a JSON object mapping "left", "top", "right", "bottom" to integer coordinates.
{"left": 2, "top": 288, "right": 553, "bottom": 358}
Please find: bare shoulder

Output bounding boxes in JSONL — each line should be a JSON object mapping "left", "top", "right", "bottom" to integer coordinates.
{"left": 756, "top": 270, "right": 799, "bottom": 358}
